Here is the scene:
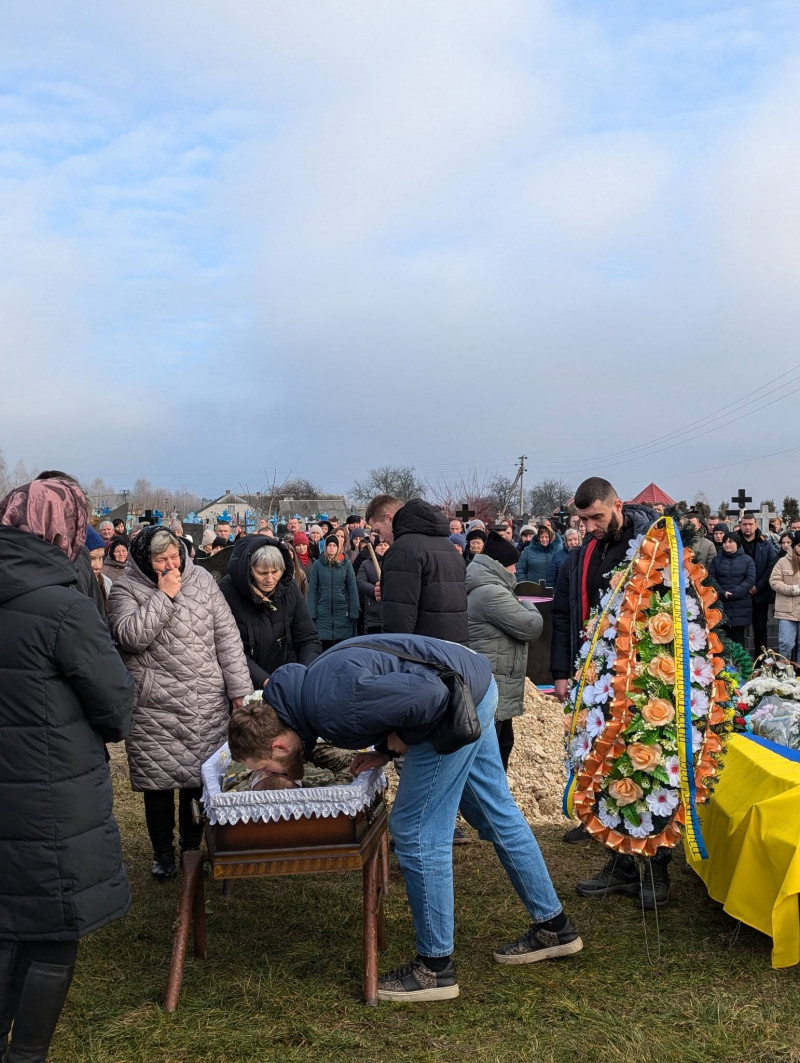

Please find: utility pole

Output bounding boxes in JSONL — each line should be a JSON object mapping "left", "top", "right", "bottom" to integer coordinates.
{"left": 518, "top": 454, "right": 527, "bottom": 517}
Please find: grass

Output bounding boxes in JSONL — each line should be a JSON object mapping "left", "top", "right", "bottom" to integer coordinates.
{"left": 51, "top": 762, "right": 800, "bottom": 1063}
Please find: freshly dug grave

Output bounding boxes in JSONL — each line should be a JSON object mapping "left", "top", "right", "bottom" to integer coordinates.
{"left": 383, "top": 680, "right": 568, "bottom": 827}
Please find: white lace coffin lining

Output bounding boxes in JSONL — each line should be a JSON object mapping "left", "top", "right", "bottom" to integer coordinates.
{"left": 201, "top": 743, "right": 387, "bottom": 826}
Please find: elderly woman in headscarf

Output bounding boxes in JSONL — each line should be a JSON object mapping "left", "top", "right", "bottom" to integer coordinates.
{"left": 219, "top": 536, "right": 321, "bottom": 689}
{"left": 0, "top": 479, "right": 135, "bottom": 1063}
{"left": 108, "top": 525, "right": 252, "bottom": 881}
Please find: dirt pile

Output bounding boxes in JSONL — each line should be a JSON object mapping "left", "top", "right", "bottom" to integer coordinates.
{"left": 505, "top": 681, "right": 568, "bottom": 825}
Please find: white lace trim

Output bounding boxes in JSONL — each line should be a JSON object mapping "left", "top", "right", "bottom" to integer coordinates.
{"left": 201, "top": 743, "right": 387, "bottom": 825}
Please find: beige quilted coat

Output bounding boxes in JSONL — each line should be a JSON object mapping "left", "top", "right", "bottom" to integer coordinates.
{"left": 107, "top": 554, "right": 252, "bottom": 790}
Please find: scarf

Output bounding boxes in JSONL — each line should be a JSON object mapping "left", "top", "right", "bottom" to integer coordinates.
{"left": 0, "top": 478, "right": 88, "bottom": 561}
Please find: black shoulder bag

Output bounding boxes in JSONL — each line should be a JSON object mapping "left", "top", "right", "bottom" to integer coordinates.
{"left": 326, "top": 642, "right": 481, "bottom": 755}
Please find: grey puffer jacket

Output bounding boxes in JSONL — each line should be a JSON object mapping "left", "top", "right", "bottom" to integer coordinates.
{"left": 466, "top": 554, "right": 543, "bottom": 721}
{"left": 108, "top": 552, "right": 252, "bottom": 790}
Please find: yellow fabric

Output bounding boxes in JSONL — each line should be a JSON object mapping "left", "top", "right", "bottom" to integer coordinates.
{"left": 687, "top": 734, "right": 800, "bottom": 967}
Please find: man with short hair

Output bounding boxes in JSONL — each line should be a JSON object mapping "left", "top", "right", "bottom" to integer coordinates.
{"left": 494, "top": 521, "right": 514, "bottom": 542}
{"left": 286, "top": 517, "right": 303, "bottom": 535}
{"left": 550, "top": 477, "right": 671, "bottom": 906}
{"left": 256, "top": 634, "right": 582, "bottom": 1000}
{"left": 98, "top": 521, "right": 114, "bottom": 542}
{"left": 449, "top": 518, "right": 464, "bottom": 536}
{"left": 214, "top": 521, "right": 232, "bottom": 542}
{"left": 739, "top": 513, "right": 776, "bottom": 652}
{"left": 365, "top": 495, "right": 468, "bottom": 645}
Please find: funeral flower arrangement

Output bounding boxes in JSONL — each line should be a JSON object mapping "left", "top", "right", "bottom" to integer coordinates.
{"left": 565, "top": 518, "right": 736, "bottom": 858}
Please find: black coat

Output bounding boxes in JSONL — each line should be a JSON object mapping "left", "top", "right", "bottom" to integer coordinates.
{"left": 380, "top": 499, "right": 468, "bottom": 644}
{"left": 740, "top": 533, "right": 777, "bottom": 604}
{"left": 219, "top": 536, "right": 322, "bottom": 688}
{"left": 550, "top": 504, "right": 657, "bottom": 679}
{"left": 357, "top": 556, "right": 383, "bottom": 629}
{"left": 0, "top": 527, "right": 135, "bottom": 941}
{"left": 707, "top": 548, "right": 756, "bottom": 627}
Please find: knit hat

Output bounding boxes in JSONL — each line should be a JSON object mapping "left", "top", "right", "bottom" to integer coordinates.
{"left": 85, "top": 526, "right": 106, "bottom": 551}
{"left": 309, "top": 524, "right": 323, "bottom": 535}
{"left": 482, "top": 531, "right": 520, "bottom": 568}
{"left": 520, "top": 525, "right": 536, "bottom": 536}
{"left": 465, "top": 528, "right": 487, "bottom": 544}
{"left": 324, "top": 533, "right": 340, "bottom": 548}
{"left": 350, "top": 528, "right": 368, "bottom": 543}
{"left": 293, "top": 531, "right": 309, "bottom": 547}
{"left": 449, "top": 532, "right": 466, "bottom": 549}
{"left": 466, "top": 519, "right": 486, "bottom": 532}
{"left": 201, "top": 529, "right": 215, "bottom": 547}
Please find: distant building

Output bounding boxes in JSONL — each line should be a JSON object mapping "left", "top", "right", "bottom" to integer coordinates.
{"left": 276, "top": 495, "right": 349, "bottom": 524}
{"left": 196, "top": 491, "right": 261, "bottom": 525}
{"left": 627, "top": 482, "right": 676, "bottom": 508}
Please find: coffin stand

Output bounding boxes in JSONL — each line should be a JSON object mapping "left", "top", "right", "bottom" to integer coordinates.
{"left": 163, "top": 795, "right": 389, "bottom": 1010}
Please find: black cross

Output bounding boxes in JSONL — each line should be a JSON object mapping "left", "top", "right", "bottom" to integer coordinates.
{"left": 455, "top": 503, "right": 475, "bottom": 524}
{"left": 731, "top": 488, "right": 752, "bottom": 510}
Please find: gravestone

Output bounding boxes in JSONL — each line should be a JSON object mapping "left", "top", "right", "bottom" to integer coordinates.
{"left": 515, "top": 579, "right": 553, "bottom": 686}
{"left": 106, "top": 502, "right": 129, "bottom": 529}
{"left": 182, "top": 522, "right": 205, "bottom": 548}
{"left": 194, "top": 545, "right": 234, "bottom": 583}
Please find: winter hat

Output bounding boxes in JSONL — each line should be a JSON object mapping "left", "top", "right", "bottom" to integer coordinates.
{"left": 712, "top": 523, "right": 730, "bottom": 535}
{"left": 293, "top": 531, "right": 309, "bottom": 547}
{"left": 350, "top": 528, "right": 368, "bottom": 543}
{"left": 466, "top": 519, "right": 486, "bottom": 532}
{"left": 791, "top": 532, "right": 800, "bottom": 548}
{"left": 482, "top": 531, "right": 520, "bottom": 568}
{"left": 520, "top": 525, "right": 536, "bottom": 536}
{"left": 212, "top": 536, "right": 230, "bottom": 549}
{"left": 449, "top": 533, "right": 466, "bottom": 549}
{"left": 309, "top": 524, "right": 323, "bottom": 536}
{"left": 85, "top": 526, "right": 106, "bottom": 551}
{"left": 324, "top": 533, "right": 340, "bottom": 548}
{"left": 201, "top": 529, "right": 216, "bottom": 547}
{"left": 465, "top": 528, "right": 487, "bottom": 544}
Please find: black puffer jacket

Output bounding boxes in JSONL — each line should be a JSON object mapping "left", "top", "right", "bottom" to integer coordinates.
{"left": 380, "top": 499, "right": 468, "bottom": 644}
{"left": 0, "top": 527, "right": 135, "bottom": 941}
{"left": 707, "top": 547, "right": 756, "bottom": 627}
{"left": 550, "top": 504, "right": 657, "bottom": 679}
{"left": 219, "top": 536, "right": 322, "bottom": 688}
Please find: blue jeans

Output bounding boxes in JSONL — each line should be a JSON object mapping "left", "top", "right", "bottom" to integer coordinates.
{"left": 778, "top": 619, "right": 800, "bottom": 663}
{"left": 389, "top": 678, "right": 562, "bottom": 957}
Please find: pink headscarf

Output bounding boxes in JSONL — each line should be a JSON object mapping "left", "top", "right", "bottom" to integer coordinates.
{"left": 0, "top": 479, "right": 89, "bottom": 561}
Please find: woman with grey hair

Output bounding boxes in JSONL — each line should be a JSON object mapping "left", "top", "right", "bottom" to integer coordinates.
{"left": 108, "top": 525, "right": 252, "bottom": 880}
{"left": 219, "top": 535, "right": 321, "bottom": 690}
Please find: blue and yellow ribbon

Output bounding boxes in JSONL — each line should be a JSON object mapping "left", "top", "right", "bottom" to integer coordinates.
{"left": 665, "top": 517, "right": 707, "bottom": 860}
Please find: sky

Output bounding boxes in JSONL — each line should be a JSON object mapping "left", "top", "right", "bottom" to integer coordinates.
{"left": 2, "top": 0, "right": 800, "bottom": 509}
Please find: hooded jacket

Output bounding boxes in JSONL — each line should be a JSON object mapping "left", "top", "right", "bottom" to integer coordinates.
{"left": 107, "top": 539, "right": 252, "bottom": 790}
{"left": 770, "top": 555, "right": 800, "bottom": 622}
{"left": 306, "top": 551, "right": 360, "bottom": 642}
{"left": 466, "top": 554, "right": 543, "bottom": 721}
{"left": 0, "top": 527, "right": 135, "bottom": 941}
{"left": 219, "top": 536, "right": 322, "bottom": 687}
{"left": 266, "top": 633, "right": 493, "bottom": 754}
{"left": 550, "top": 504, "right": 657, "bottom": 680}
{"left": 515, "top": 536, "right": 562, "bottom": 587}
{"left": 707, "top": 547, "right": 756, "bottom": 627}
{"left": 380, "top": 498, "right": 468, "bottom": 644}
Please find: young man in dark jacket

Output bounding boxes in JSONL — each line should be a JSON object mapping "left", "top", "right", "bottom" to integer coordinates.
{"left": 738, "top": 512, "right": 776, "bottom": 652}
{"left": 256, "top": 634, "right": 581, "bottom": 1001}
{"left": 365, "top": 496, "right": 468, "bottom": 644}
{"left": 549, "top": 478, "right": 674, "bottom": 907}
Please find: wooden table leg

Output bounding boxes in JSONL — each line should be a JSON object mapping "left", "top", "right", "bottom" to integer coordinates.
{"left": 193, "top": 854, "right": 208, "bottom": 960}
{"left": 163, "top": 850, "right": 202, "bottom": 1012}
{"left": 362, "top": 848, "right": 380, "bottom": 1006}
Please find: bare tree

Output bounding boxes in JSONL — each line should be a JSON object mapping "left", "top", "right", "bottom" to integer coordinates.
{"left": 351, "top": 465, "right": 425, "bottom": 506}
{"left": 525, "top": 478, "right": 572, "bottom": 519}
{"left": 425, "top": 470, "right": 503, "bottom": 524}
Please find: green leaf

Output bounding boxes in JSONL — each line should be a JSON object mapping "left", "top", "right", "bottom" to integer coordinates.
{"left": 621, "top": 804, "right": 641, "bottom": 826}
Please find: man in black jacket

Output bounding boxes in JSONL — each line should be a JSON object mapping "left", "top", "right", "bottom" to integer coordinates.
{"left": 738, "top": 512, "right": 776, "bottom": 653}
{"left": 365, "top": 495, "right": 468, "bottom": 644}
{"left": 550, "top": 478, "right": 672, "bottom": 907}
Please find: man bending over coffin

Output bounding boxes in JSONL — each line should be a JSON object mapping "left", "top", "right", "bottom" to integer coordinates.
{"left": 248, "top": 633, "right": 582, "bottom": 1002}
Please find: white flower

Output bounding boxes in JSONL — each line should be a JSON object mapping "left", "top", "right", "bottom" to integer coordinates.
{"left": 690, "top": 688, "right": 710, "bottom": 719}
{"left": 646, "top": 787, "right": 680, "bottom": 816}
{"left": 579, "top": 640, "right": 592, "bottom": 660}
{"left": 593, "top": 673, "right": 613, "bottom": 703}
{"left": 570, "top": 732, "right": 592, "bottom": 763}
{"left": 604, "top": 621, "right": 618, "bottom": 641}
{"left": 665, "top": 755, "right": 681, "bottom": 787}
{"left": 687, "top": 623, "right": 708, "bottom": 652}
{"left": 625, "top": 534, "right": 646, "bottom": 561}
{"left": 599, "top": 588, "right": 614, "bottom": 610}
{"left": 598, "top": 798, "right": 621, "bottom": 829}
{"left": 625, "top": 810, "right": 654, "bottom": 839}
{"left": 685, "top": 595, "right": 700, "bottom": 620}
{"left": 586, "top": 707, "right": 606, "bottom": 738}
{"left": 691, "top": 726, "right": 704, "bottom": 753}
{"left": 581, "top": 684, "right": 596, "bottom": 707}
{"left": 689, "top": 656, "right": 715, "bottom": 688}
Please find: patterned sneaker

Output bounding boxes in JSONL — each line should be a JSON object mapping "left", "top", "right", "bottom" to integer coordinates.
{"left": 493, "top": 918, "right": 583, "bottom": 965}
{"left": 377, "top": 958, "right": 459, "bottom": 1002}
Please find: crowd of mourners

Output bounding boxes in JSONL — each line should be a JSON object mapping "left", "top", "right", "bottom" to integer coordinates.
{"left": 2, "top": 469, "right": 800, "bottom": 1049}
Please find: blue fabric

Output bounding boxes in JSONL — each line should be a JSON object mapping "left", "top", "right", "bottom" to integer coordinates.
{"left": 267, "top": 633, "right": 493, "bottom": 753}
{"left": 778, "top": 619, "right": 800, "bottom": 664}
{"left": 741, "top": 732, "right": 800, "bottom": 764}
{"left": 390, "top": 678, "right": 562, "bottom": 955}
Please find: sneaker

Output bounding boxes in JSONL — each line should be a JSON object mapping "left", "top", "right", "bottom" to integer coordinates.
{"left": 377, "top": 958, "right": 459, "bottom": 1002}
{"left": 639, "top": 860, "right": 670, "bottom": 909}
{"left": 493, "top": 917, "right": 583, "bottom": 965}
{"left": 151, "top": 853, "right": 177, "bottom": 882}
{"left": 562, "top": 823, "right": 590, "bottom": 844}
{"left": 575, "top": 854, "right": 639, "bottom": 899}
{"left": 452, "top": 826, "right": 469, "bottom": 845}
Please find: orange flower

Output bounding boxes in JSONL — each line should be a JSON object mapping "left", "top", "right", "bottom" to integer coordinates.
{"left": 641, "top": 698, "right": 675, "bottom": 726}
{"left": 609, "top": 571, "right": 625, "bottom": 590}
{"left": 628, "top": 742, "right": 663, "bottom": 771}
{"left": 577, "top": 660, "right": 598, "bottom": 684}
{"left": 609, "top": 778, "right": 644, "bottom": 807}
{"left": 647, "top": 612, "right": 674, "bottom": 645}
{"left": 647, "top": 654, "right": 675, "bottom": 686}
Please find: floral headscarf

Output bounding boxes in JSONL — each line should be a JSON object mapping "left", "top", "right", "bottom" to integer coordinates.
{"left": 0, "top": 478, "right": 88, "bottom": 561}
